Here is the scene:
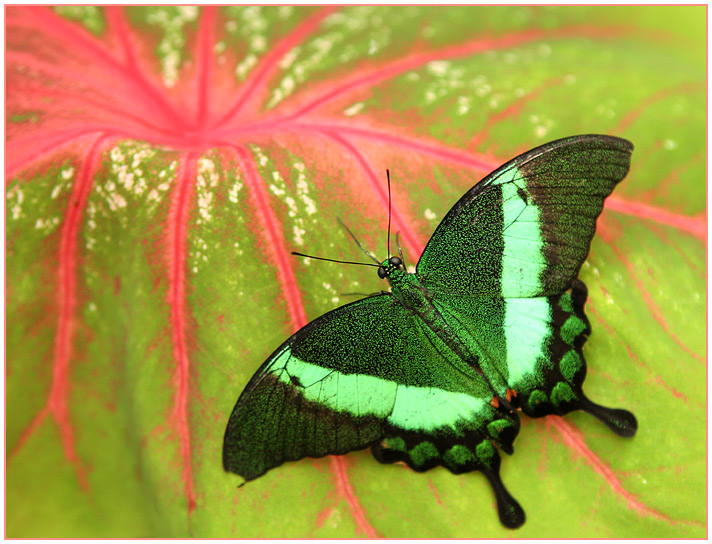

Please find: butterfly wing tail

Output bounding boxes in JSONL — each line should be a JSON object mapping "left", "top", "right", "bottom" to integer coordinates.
{"left": 578, "top": 395, "right": 638, "bottom": 437}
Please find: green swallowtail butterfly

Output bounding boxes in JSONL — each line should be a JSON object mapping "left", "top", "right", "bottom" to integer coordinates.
{"left": 223, "top": 134, "right": 637, "bottom": 529}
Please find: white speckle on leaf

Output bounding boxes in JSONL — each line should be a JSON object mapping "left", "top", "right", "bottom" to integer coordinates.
{"left": 344, "top": 102, "right": 364, "bottom": 117}
{"left": 251, "top": 34, "right": 266, "bottom": 52}
{"left": 456, "top": 96, "right": 470, "bottom": 115}
{"left": 196, "top": 157, "right": 220, "bottom": 223}
{"left": 282, "top": 75, "right": 295, "bottom": 96}
{"left": 228, "top": 177, "right": 243, "bottom": 203}
{"left": 295, "top": 167, "right": 317, "bottom": 216}
{"left": 108, "top": 193, "right": 127, "bottom": 211}
{"left": 8, "top": 186, "right": 23, "bottom": 220}
{"left": 663, "top": 139, "right": 678, "bottom": 151}
{"left": 293, "top": 225, "right": 305, "bottom": 246}
{"left": 427, "top": 60, "right": 450, "bottom": 77}
{"left": 368, "top": 39, "right": 378, "bottom": 55}
{"left": 424, "top": 208, "right": 437, "bottom": 220}
{"left": 235, "top": 54, "right": 257, "bottom": 80}
{"left": 269, "top": 184, "right": 285, "bottom": 197}
{"left": 538, "top": 44, "right": 552, "bottom": 57}
{"left": 285, "top": 196, "right": 298, "bottom": 218}
{"left": 475, "top": 84, "right": 491, "bottom": 97}
{"left": 279, "top": 47, "right": 300, "bottom": 70}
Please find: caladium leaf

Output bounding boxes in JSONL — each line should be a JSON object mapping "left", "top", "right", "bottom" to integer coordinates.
{"left": 6, "top": 5, "right": 705, "bottom": 538}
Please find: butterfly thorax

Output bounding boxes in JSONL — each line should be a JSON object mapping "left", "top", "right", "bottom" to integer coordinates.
{"left": 379, "top": 256, "right": 481, "bottom": 364}
{"left": 379, "top": 256, "right": 430, "bottom": 315}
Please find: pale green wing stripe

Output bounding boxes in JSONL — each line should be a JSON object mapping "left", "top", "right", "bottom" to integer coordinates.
{"left": 503, "top": 297, "right": 552, "bottom": 389}
{"left": 275, "top": 351, "right": 488, "bottom": 432}
{"left": 495, "top": 166, "right": 547, "bottom": 296}
{"left": 389, "top": 384, "right": 488, "bottom": 431}
{"left": 494, "top": 168, "right": 553, "bottom": 389}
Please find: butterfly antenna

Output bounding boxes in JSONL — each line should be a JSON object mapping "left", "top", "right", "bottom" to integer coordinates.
{"left": 395, "top": 231, "right": 406, "bottom": 269}
{"left": 337, "top": 217, "right": 381, "bottom": 265}
{"left": 291, "top": 251, "right": 379, "bottom": 268}
{"left": 386, "top": 169, "right": 392, "bottom": 259}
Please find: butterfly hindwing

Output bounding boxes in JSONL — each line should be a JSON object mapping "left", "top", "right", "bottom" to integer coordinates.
{"left": 223, "top": 294, "right": 523, "bottom": 522}
{"left": 509, "top": 280, "right": 637, "bottom": 436}
{"left": 417, "top": 135, "right": 633, "bottom": 298}
{"left": 429, "top": 275, "right": 634, "bottom": 433}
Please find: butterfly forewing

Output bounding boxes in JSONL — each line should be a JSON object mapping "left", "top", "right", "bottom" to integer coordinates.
{"left": 223, "top": 294, "right": 520, "bottom": 488}
{"left": 417, "top": 135, "right": 634, "bottom": 298}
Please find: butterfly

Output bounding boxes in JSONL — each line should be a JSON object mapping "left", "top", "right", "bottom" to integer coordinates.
{"left": 223, "top": 134, "right": 637, "bottom": 529}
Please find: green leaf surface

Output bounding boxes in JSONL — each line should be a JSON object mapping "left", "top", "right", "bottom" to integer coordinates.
{"left": 6, "top": 5, "right": 705, "bottom": 538}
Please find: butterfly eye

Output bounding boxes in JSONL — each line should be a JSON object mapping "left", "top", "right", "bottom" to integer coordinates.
{"left": 377, "top": 266, "right": 387, "bottom": 279}
{"left": 390, "top": 256, "right": 402, "bottom": 269}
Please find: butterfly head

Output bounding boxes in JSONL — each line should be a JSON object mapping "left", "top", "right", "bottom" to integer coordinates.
{"left": 377, "top": 256, "right": 404, "bottom": 279}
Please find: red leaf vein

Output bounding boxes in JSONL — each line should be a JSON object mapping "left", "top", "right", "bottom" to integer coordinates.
{"left": 549, "top": 417, "right": 673, "bottom": 523}
{"left": 10, "top": 134, "right": 108, "bottom": 492}
{"left": 167, "top": 153, "right": 198, "bottom": 513}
